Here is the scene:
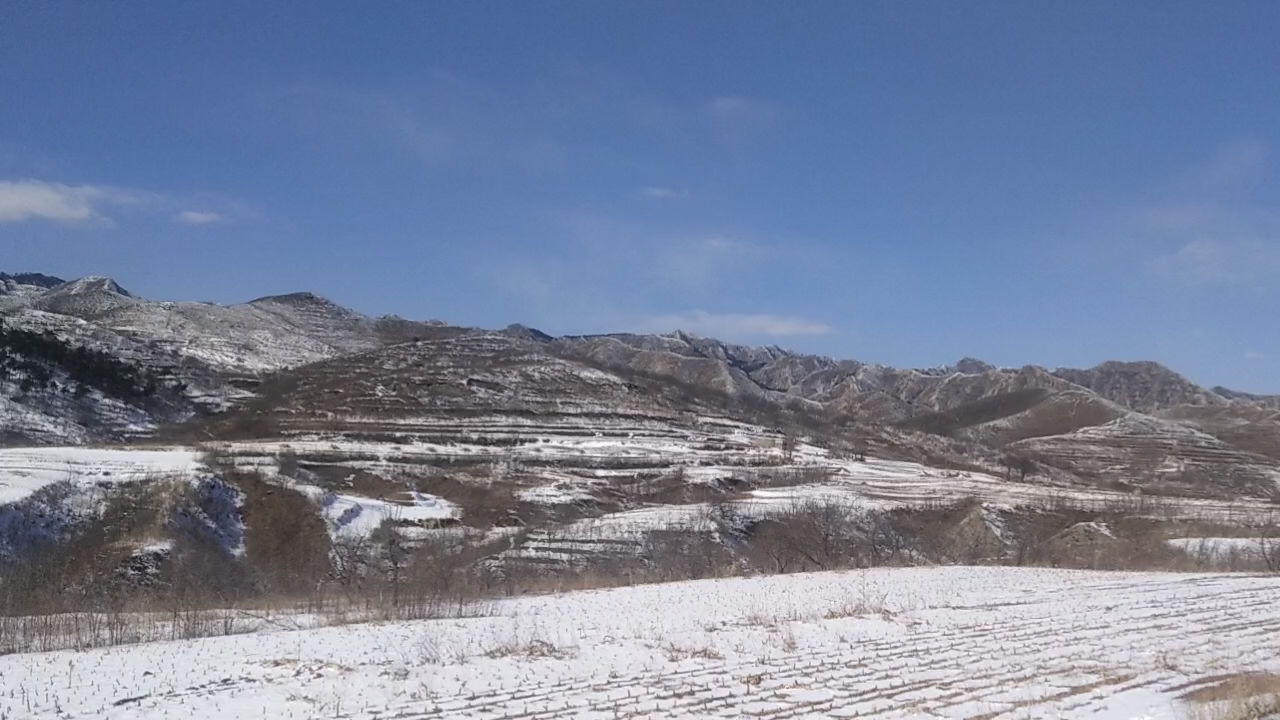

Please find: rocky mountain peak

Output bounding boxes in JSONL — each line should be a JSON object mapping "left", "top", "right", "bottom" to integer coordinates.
{"left": 24, "top": 276, "right": 139, "bottom": 319}
{"left": 953, "top": 357, "right": 996, "bottom": 375}
{"left": 1052, "top": 360, "right": 1225, "bottom": 413}
{"left": 503, "top": 324, "right": 554, "bottom": 342}
{"left": 49, "top": 276, "right": 132, "bottom": 298}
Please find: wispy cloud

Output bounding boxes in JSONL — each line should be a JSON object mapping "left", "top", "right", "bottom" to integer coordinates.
{"left": 639, "top": 310, "right": 833, "bottom": 339}
{"left": 278, "top": 74, "right": 596, "bottom": 175}
{"left": 702, "top": 96, "right": 778, "bottom": 146}
{"left": 175, "top": 210, "right": 227, "bottom": 226}
{"left": 1244, "top": 351, "right": 1265, "bottom": 361}
{"left": 481, "top": 204, "right": 832, "bottom": 342}
{"left": 487, "top": 260, "right": 560, "bottom": 307}
{"left": 1134, "top": 139, "right": 1279, "bottom": 291}
{"left": 639, "top": 186, "right": 689, "bottom": 200}
{"left": 276, "top": 70, "right": 782, "bottom": 185}
{"left": 385, "top": 108, "right": 457, "bottom": 165}
{"left": 1147, "top": 238, "right": 1280, "bottom": 289}
{"left": 0, "top": 178, "right": 252, "bottom": 229}
{"left": 546, "top": 209, "right": 773, "bottom": 287}
{"left": 1203, "top": 138, "right": 1270, "bottom": 188}
{"left": 0, "top": 179, "right": 138, "bottom": 226}
{"left": 654, "top": 234, "right": 766, "bottom": 287}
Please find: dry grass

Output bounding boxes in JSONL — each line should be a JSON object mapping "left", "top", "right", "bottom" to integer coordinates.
{"left": 661, "top": 642, "right": 723, "bottom": 662}
{"left": 1181, "top": 673, "right": 1280, "bottom": 720}
{"left": 823, "top": 586, "right": 894, "bottom": 620}
{"left": 484, "top": 634, "right": 576, "bottom": 661}
{"left": 776, "top": 624, "right": 798, "bottom": 653}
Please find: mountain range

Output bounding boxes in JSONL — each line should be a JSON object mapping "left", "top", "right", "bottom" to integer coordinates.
{"left": 2, "top": 272, "right": 1278, "bottom": 500}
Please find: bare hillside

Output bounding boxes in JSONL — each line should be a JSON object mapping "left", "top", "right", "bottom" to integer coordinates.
{"left": 2, "top": 271, "right": 1278, "bottom": 502}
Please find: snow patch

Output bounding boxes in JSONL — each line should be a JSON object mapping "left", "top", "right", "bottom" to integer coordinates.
{"left": 0, "top": 446, "right": 202, "bottom": 505}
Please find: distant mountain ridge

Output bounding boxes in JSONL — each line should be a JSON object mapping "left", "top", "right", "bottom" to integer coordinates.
{"left": 1, "top": 271, "right": 1271, "bottom": 402}
{"left": 2, "top": 271, "right": 1278, "bottom": 500}
{"left": 0, "top": 272, "right": 65, "bottom": 290}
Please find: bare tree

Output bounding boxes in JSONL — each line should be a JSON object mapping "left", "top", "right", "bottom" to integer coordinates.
{"left": 1261, "top": 513, "right": 1280, "bottom": 573}
{"left": 370, "top": 520, "right": 410, "bottom": 612}
{"left": 1000, "top": 454, "right": 1037, "bottom": 481}
{"left": 747, "top": 498, "right": 865, "bottom": 573}
{"left": 781, "top": 429, "right": 799, "bottom": 462}
{"left": 330, "top": 535, "right": 372, "bottom": 590}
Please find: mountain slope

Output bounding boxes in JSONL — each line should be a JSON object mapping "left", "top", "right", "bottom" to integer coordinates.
{"left": 0, "top": 276, "right": 450, "bottom": 375}
{"left": 0, "top": 275, "right": 451, "bottom": 443}
{"left": 1009, "top": 414, "right": 1280, "bottom": 497}
{"left": 0, "top": 315, "right": 192, "bottom": 444}
{"left": 1052, "top": 361, "right": 1229, "bottom": 413}
{"left": 3, "top": 271, "right": 1277, "bottom": 500}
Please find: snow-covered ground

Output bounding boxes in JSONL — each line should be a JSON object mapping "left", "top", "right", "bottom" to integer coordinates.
{"left": 0, "top": 444, "right": 462, "bottom": 550}
{"left": 0, "top": 376, "right": 163, "bottom": 446}
{"left": 287, "top": 480, "right": 459, "bottom": 539}
{"left": 4, "top": 566, "right": 1278, "bottom": 719}
{"left": 221, "top": 431, "right": 1280, "bottom": 527}
{"left": 0, "top": 446, "right": 201, "bottom": 504}
{"left": 1168, "top": 536, "right": 1276, "bottom": 564}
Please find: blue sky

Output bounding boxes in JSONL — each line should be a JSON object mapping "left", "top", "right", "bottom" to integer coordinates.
{"left": 2, "top": 2, "right": 1278, "bottom": 392}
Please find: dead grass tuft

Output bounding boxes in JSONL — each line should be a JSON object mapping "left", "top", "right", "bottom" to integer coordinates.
{"left": 661, "top": 642, "right": 723, "bottom": 662}
{"left": 484, "top": 637, "right": 576, "bottom": 660}
{"left": 1181, "top": 673, "right": 1280, "bottom": 720}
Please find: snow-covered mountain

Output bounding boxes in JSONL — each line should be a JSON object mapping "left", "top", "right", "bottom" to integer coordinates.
{"left": 2, "top": 271, "right": 1277, "bottom": 500}
{"left": 0, "top": 274, "right": 450, "bottom": 443}
{"left": 2, "top": 275, "right": 448, "bottom": 374}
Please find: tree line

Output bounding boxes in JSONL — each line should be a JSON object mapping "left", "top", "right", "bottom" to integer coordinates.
{"left": 0, "top": 319, "right": 176, "bottom": 401}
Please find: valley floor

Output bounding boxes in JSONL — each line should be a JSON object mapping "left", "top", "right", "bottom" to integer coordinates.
{"left": 5, "top": 566, "right": 1280, "bottom": 719}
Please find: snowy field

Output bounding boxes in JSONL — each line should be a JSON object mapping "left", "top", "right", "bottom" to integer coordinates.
{"left": 0, "top": 447, "right": 459, "bottom": 541}
{"left": 1168, "top": 536, "right": 1277, "bottom": 565}
{"left": 286, "top": 480, "right": 460, "bottom": 539}
{"left": 0, "top": 446, "right": 201, "bottom": 504}
{"left": 4, "top": 567, "right": 1279, "bottom": 720}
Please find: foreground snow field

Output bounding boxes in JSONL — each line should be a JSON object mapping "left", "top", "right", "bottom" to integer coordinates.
{"left": 4, "top": 567, "right": 1279, "bottom": 719}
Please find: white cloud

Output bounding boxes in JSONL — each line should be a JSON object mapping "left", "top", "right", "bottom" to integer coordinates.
{"left": 0, "top": 178, "right": 251, "bottom": 229}
{"left": 175, "top": 210, "right": 227, "bottom": 225}
{"left": 640, "top": 310, "right": 832, "bottom": 339}
{"left": 639, "top": 186, "right": 689, "bottom": 200}
{"left": 1244, "top": 351, "right": 1265, "bottom": 361}
{"left": 0, "top": 179, "right": 134, "bottom": 225}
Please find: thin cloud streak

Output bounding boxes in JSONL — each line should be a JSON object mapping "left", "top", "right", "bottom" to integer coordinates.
{"left": 176, "top": 210, "right": 227, "bottom": 225}
{"left": 702, "top": 96, "right": 779, "bottom": 146}
{"left": 639, "top": 186, "right": 689, "bottom": 200}
{"left": 639, "top": 310, "right": 833, "bottom": 339}
{"left": 1203, "top": 138, "right": 1270, "bottom": 188}
{"left": 1146, "top": 238, "right": 1280, "bottom": 289}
